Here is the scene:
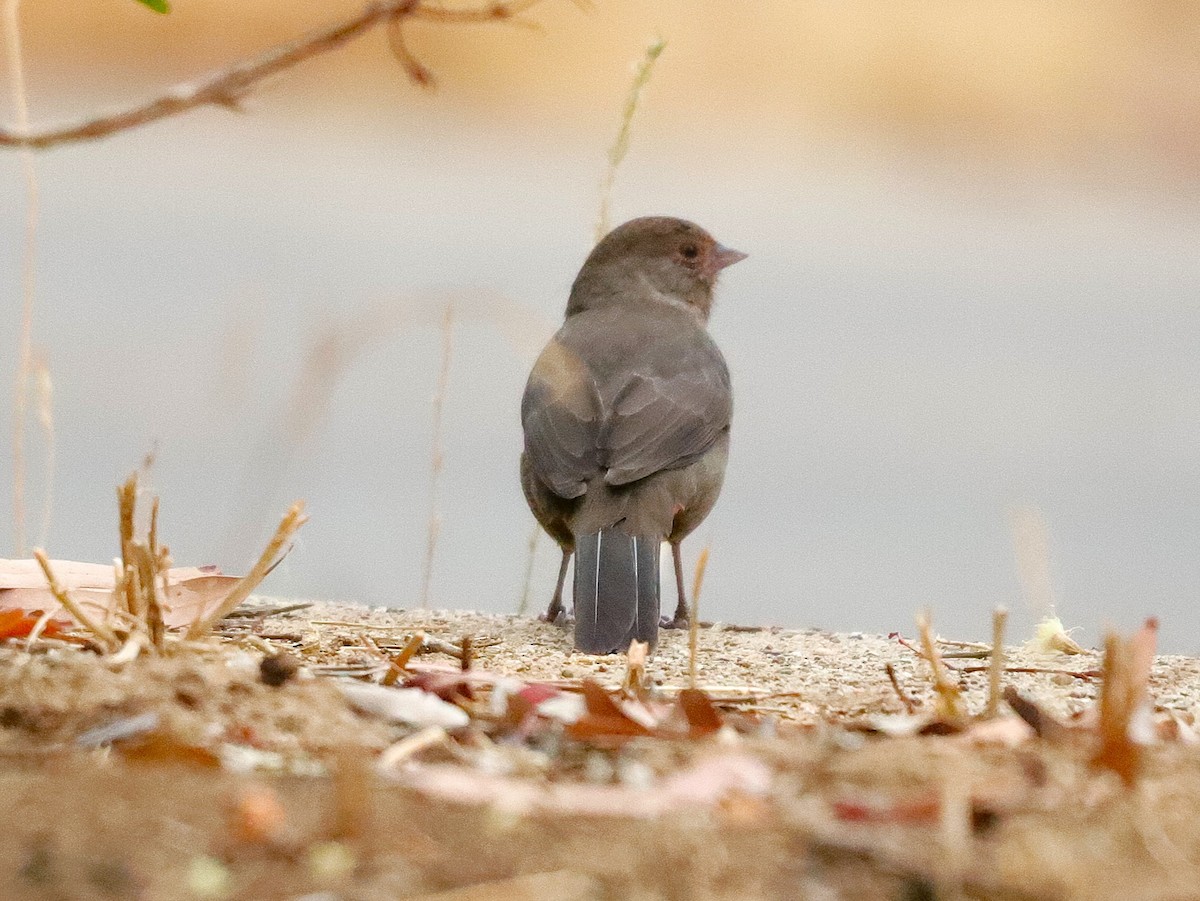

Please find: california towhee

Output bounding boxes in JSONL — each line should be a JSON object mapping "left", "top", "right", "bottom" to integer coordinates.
{"left": 521, "top": 216, "right": 745, "bottom": 653}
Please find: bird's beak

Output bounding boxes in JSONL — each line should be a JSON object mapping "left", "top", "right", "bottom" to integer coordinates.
{"left": 710, "top": 243, "right": 748, "bottom": 275}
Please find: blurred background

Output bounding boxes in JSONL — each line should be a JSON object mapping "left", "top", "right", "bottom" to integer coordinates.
{"left": 2, "top": 0, "right": 1198, "bottom": 649}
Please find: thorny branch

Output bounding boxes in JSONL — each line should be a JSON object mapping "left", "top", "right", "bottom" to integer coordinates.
{"left": 0, "top": 0, "right": 566, "bottom": 150}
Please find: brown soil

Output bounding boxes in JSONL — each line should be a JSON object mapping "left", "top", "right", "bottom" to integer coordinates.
{"left": 3, "top": 601, "right": 1200, "bottom": 901}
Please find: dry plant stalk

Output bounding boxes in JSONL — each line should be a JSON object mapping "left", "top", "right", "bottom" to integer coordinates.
{"left": 623, "top": 640, "right": 649, "bottom": 698}
{"left": 33, "top": 356, "right": 53, "bottom": 548}
{"left": 5, "top": 0, "right": 38, "bottom": 556}
{"left": 595, "top": 38, "right": 667, "bottom": 242}
{"left": 515, "top": 522, "right": 540, "bottom": 616}
{"left": 986, "top": 605, "right": 1008, "bottom": 718}
{"left": 916, "top": 611, "right": 966, "bottom": 721}
{"left": 32, "top": 549, "right": 119, "bottom": 650}
{"left": 885, "top": 662, "right": 917, "bottom": 715}
{"left": 188, "top": 501, "right": 309, "bottom": 638}
{"left": 420, "top": 303, "right": 454, "bottom": 608}
{"left": 1093, "top": 617, "right": 1158, "bottom": 787}
{"left": 688, "top": 544, "right": 710, "bottom": 688}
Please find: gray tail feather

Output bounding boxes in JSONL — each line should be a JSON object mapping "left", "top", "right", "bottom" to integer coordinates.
{"left": 572, "top": 527, "right": 660, "bottom": 654}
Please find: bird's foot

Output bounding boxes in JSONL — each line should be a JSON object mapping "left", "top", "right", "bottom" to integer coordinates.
{"left": 660, "top": 614, "right": 689, "bottom": 630}
{"left": 538, "top": 608, "right": 573, "bottom": 628}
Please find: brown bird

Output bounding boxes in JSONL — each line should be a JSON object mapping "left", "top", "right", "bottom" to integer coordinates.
{"left": 520, "top": 216, "right": 745, "bottom": 653}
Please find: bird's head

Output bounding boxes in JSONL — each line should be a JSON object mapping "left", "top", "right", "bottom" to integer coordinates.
{"left": 567, "top": 216, "right": 746, "bottom": 321}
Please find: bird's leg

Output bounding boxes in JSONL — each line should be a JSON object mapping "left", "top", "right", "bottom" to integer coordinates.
{"left": 539, "top": 547, "right": 572, "bottom": 625}
{"left": 662, "top": 541, "right": 689, "bottom": 629}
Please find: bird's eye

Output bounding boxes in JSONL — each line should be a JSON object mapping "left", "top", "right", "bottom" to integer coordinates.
{"left": 681, "top": 243, "right": 699, "bottom": 260}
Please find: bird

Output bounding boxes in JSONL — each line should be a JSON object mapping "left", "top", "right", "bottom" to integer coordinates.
{"left": 520, "top": 216, "right": 745, "bottom": 654}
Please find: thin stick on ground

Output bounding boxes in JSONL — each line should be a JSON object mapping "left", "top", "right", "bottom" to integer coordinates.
{"left": 987, "top": 605, "right": 1008, "bottom": 717}
{"left": 32, "top": 549, "right": 119, "bottom": 650}
{"left": 420, "top": 303, "right": 454, "bottom": 608}
{"left": 187, "top": 501, "right": 309, "bottom": 638}
{"left": 594, "top": 38, "right": 667, "bottom": 242}
{"left": 0, "top": 0, "right": 567, "bottom": 150}
{"left": 5, "top": 0, "right": 38, "bottom": 556}
{"left": 885, "top": 662, "right": 917, "bottom": 714}
{"left": 688, "top": 544, "right": 710, "bottom": 688}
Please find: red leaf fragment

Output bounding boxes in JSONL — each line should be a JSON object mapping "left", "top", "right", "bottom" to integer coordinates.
{"left": 678, "top": 688, "right": 723, "bottom": 738}
{"left": 833, "top": 795, "right": 941, "bottom": 825}
{"left": 0, "top": 608, "right": 66, "bottom": 640}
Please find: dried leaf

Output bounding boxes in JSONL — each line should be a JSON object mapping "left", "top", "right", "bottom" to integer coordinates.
{"left": 0, "top": 558, "right": 238, "bottom": 628}
{"left": 0, "top": 608, "right": 66, "bottom": 639}
{"left": 120, "top": 732, "right": 222, "bottom": 769}
{"left": 678, "top": 688, "right": 723, "bottom": 738}
{"left": 565, "top": 680, "right": 654, "bottom": 744}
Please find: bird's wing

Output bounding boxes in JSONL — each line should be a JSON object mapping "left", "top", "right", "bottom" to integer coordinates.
{"left": 601, "top": 337, "right": 731, "bottom": 486}
{"left": 521, "top": 337, "right": 602, "bottom": 499}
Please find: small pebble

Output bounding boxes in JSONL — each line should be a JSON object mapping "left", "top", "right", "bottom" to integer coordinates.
{"left": 260, "top": 653, "right": 300, "bottom": 687}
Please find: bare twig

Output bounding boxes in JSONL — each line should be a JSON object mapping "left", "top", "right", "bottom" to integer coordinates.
{"left": 32, "top": 549, "right": 119, "bottom": 650}
{"left": 986, "top": 605, "right": 1008, "bottom": 717}
{"left": 956, "top": 665, "right": 1100, "bottom": 679}
{"left": 187, "top": 501, "right": 309, "bottom": 638}
{"left": 0, "top": 0, "right": 565, "bottom": 151}
{"left": 5, "top": 0, "right": 38, "bottom": 555}
{"left": 420, "top": 303, "right": 454, "bottom": 608}
{"left": 885, "top": 662, "right": 918, "bottom": 714}
{"left": 595, "top": 38, "right": 666, "bottom": 242}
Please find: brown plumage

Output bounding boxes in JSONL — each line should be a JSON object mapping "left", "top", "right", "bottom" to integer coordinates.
{"left": 520, "top": 216, "right": 745, "bottom": 653}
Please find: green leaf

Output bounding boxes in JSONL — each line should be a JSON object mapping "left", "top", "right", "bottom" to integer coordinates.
{"left": 135, "top": 0, "right": 170, "bottom": 13}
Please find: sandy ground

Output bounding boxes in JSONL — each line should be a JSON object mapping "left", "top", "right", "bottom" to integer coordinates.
{"left": 2, "top": 600, "right": 1200, "bottom": 900}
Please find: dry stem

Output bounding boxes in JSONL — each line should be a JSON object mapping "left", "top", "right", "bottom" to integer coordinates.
{"left": 0, "top": 0, "right": 566, "bottom": 150}
{"left": 32, "top": 356, "right": 53, "bottom": 548}
{"left": 32, "top": 549, "right": 119, "bottom": 649}
{"left": 885, "top": 662, "right": 917, "bottom": 714}
{"left": 187, "top": 501, "right": 309, "bottom": 638}
{"left": 515, "top": 522, "right": 540, "bottom": 616}
{"left": 916, "top": 611, "right": 966, "bottom": 721}
{"left": 5, "top": 0, "right": 38, "bottom": 555}
{"left": 595, "top": 38, "right": 667, "bottom": 242}
{"left": 987, "top": 605, "right": 1008, "bottom": 717}
{"left": 420, "top": 303, "right": 454, "bottom": 608}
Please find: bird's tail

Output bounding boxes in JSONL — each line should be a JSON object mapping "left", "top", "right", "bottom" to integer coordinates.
{"left": 572, "top": 526, "right": 660, "bottom": 654}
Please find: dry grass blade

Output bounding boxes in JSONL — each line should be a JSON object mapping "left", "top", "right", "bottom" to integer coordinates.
{"left": 33, "top": 356, "right": 53, "bottom": 549}
{"left": 32, "top": 549, "right": 118, "bottom": 650}
{"left": 5, "top": 0, "right": 38, "bottom": 558}
{"left": 1093, "top": 618, "right": 1158, "bottom": 787}
{"left": 420, "top": 303, "right": 454, "bottom": 608}
{"left": 515, "top": 522, "right": 540, "bottom": 616}
{"left": 916, "top": 611, "right": 966, "bottom": 721}
{"left": 595, "top": 37, "right": 667, "bottom": 242}
{"left": 187, "top": 501, "right": 308, "bottom": 638}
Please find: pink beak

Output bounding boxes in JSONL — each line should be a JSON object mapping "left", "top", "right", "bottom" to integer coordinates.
{"left": 710, "top": 242, "right": 748, "bottom": 275}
